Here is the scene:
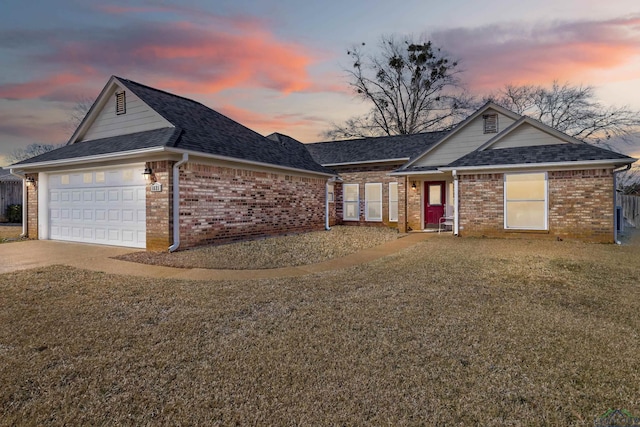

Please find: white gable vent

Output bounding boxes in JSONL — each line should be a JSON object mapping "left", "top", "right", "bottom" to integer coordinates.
{"left": 483, "top": 113, "right": 498, "bottom": 133}
{"left": 115, "top": 91, "right": 126, "bottom": 115}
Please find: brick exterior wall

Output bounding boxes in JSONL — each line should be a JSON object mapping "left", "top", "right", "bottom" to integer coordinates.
{"left": 332, "top": 164, "right": 405, "bottom": 230}
{"left": 406, "top": 181, "right": 421, "bottom": 231}
{"left": 458, "top": 169, "right": 615, "bottom": 242}
{"left": 548, "top": 169, "right": 614, "bottom": 242}
{"left": 146, "top": 161, "right": 172, "bottom": 251}
{"left": 26, "top": 173, "right": 38, "bottom": 239}
{"left": 176, "top": 162, "right": 328, "bottom": 249}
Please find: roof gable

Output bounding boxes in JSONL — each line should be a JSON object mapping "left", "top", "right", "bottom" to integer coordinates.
{"left": 402, "top": 102, "right": 521, "bottom": 169}
{"left": 478, "top": 116, "right": 584, "bottom": 151}
{"left": 14, "top": 77, "right": 332, "bottom": 176}
{"left": 69, "top": 76, "right": 172, "bottom": 144}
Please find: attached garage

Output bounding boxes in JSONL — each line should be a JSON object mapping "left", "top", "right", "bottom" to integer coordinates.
{"left": 46, "top": 165, "right": 146, "bottom": 248}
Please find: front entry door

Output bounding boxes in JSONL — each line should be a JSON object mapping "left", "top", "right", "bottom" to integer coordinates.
{"left": 425, "top": 181, "right": 445, "bottom": 228}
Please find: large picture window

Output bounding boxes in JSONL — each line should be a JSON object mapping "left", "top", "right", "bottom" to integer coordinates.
{"left": 343, "top": 184, "right": 359, "bottom": 221}
{"left": 365, "top": 183, "right": 382, "bottom": 221}
{"left": 389, "top": 182, "right": 398, "bottom": 222}
{"left": 504, "top": 172, "right": 547, "bottom": 230}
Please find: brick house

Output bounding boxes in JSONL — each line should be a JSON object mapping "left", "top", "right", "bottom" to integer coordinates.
{"left": 6, "top": 78, "right": 636, "bottom": 250}
{"left": 306, "top": 103, "right": 636, "bottom": 243}
{"left": 7, "top": 76, "right": 335, "bottom": 251}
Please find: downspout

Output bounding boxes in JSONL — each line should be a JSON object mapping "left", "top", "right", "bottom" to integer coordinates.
{"left": 168, "top": 153, "right": 189, "bottom": 252}
{"left": 613, "top": 164, "right": 632, "bottom": 244}
{"left": 9, "top": 169, "right": 27, "bottom": 238}
{"left": 453, "top": 170, "right": 459, "bottom": 236}
{"left": 325, "top": 179, "right": 331, "bottom": 230}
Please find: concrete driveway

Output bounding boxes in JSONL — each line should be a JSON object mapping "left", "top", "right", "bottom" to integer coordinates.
{"left": 0, "top": 233, "right": 434, "bottom": 280}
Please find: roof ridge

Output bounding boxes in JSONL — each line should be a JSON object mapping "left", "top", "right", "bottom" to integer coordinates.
{"left": 114, "top": 76, "right": 208, "bottom": 109}
{"left": 309, "top": 130, "right": 449, "bottom": 146}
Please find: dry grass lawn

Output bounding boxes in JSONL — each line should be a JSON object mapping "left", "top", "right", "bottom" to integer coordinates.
{"left": 118, "top": 225, "right": 402, "bottom": 269}
{"left": 1, "top": 236, "right": 639, "bottom": 425}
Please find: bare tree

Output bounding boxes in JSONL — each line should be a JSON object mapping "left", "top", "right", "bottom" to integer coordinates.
{"left": 324, "top": 35, "right": 471, "bottom": 140}
{"left": 488, "top": 81, "right": 640, "bottom": 144}
{"left": 65, "top": 96, "right": 94, "bottom": 135}
{"left": 7, "top": 143, "right": 62, "bottom": 164}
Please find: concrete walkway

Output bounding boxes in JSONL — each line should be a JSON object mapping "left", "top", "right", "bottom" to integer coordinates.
{"left": 0, "top": 232, "right": 436, "bottom": 280}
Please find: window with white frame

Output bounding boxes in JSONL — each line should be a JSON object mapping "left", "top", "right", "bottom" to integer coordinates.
{"left": 504, "top": 172, "right": 547, "bottom": 230}
{"left": 389, "top": 182, "right": 398, "bottom": 222}
{"left": 365, "top": 183, "right": 382, "bottom": 221}
{"left": 343, "top": 184, "right": 359, "bottom": 221}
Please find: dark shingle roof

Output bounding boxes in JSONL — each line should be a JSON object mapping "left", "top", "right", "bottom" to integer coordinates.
{"left": 448, "top": 143, "right": 635, "bottom": 168}
{"left": 14, "top": 128, "right": 180, "bottom": 165}
{"left": 0, "top": 169, "right": 22, "bottom": 181}
{"left": 117, "top": 78, "right": 332, "bottom": 175}
{"left": 13, "top": 77, "right": 332, "bottom": 175}
{"left": 306, "top": 132, "right": 448, "bottom": 165}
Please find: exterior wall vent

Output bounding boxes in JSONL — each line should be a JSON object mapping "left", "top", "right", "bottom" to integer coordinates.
{"left": 483, "top": 113, "right": 498, "bottom": 133}
{"left": 115, "top": 91, "right": 126, "bottom": 115}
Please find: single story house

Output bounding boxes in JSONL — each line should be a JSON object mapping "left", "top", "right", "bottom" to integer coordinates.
{"left": 306, "top": 102, "right": 636, "bottom": 243}
{"left": 6, "top": 77, "right": 636, "bottom": 250}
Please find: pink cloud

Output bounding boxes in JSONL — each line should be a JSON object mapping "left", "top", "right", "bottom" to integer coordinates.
{"left": 432, "top": 15, "right": 640, "bottom": 92}
{"left": 218, "top": 104, "right": 326, "bottom": 140}
{"left": 0, "top": 73, "right": 86, "bottom": 100}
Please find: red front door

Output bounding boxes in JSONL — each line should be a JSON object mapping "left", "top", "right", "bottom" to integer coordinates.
{"left": 425, "top": 181, "right": 446, "bottom": 227}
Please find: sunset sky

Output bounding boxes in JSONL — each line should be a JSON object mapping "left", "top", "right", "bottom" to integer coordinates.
{"left": 1, "top": 0, "right": 639, "bottom": 166}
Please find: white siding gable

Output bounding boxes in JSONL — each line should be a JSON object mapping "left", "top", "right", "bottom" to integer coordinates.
{"left": 79, "top": 86, "right": 172, "bottom": 142}
{"left": 487, "top": 122, "right": 569, "bottom": 149}
{"left": 413, "top": 109, "right": 516, "bottom": 167}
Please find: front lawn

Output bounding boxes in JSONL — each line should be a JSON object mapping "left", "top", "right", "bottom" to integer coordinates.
{"left": 1, "top": 237, "right": 639, "bottom": 424}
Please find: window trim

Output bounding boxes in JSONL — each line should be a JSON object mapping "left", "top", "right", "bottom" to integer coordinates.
{"left": 503, "top": 172, "right": 548, "bottom": 230}
{"left": 365, "top": 182, "right": 383, "bottom": 222}
{"left": 389, "top": 182, "right": 398, "bottom": 222}
{"left": 343, "top": 183, "right": 359, "bottom": 221}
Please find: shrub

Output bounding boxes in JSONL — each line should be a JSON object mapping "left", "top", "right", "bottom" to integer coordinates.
{"left": 6, "top": 204, "right": 22, "bottom": 223}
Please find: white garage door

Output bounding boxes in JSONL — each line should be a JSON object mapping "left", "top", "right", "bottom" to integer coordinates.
{"left": 49, "top": 166, "right": 146, "bottom": 248}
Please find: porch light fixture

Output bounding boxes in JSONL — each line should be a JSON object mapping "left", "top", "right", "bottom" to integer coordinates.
{"left": 411, "top": 181, "right": 417, "bottom": 190}
{"left": 143, "top": 166, "right": 156, "bottom": 182}
{"left": 25, "top": 176, "right": 36, "bottom": 188}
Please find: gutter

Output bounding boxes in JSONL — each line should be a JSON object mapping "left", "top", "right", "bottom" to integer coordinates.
{"left": 168, "top": 153, "right": 189, "bottom": 252}
{"left": 9, "top": 169, "right": 27, "bottom": 238}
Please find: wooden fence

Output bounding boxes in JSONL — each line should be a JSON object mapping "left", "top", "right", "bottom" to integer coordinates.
{"left": 0, "top": 181, "right": 22, "bottom": 222}
{"left": 621, "top": 195, "right": 640, "bottom": 228}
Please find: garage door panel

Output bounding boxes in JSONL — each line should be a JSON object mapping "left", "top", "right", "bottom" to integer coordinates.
{"left": 49, "top": 166, "right": 146, "bottom": 248}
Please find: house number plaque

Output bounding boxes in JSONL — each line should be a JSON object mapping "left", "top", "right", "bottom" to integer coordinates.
{"left": 150, "top": 183, "right": 163, "bottom": 192}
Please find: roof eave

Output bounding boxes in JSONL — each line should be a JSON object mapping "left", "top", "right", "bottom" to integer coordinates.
{"left": 9, "top": 147, "right": 168, "bottom": 170}
{"left": 440, "top": 158, "right": 637, "bottom": 172}
{"left": 163, "top": 147, "right": 337, "bottom": 177}
{"left": 322, "top": 157, "right": 409, "bottom": 167}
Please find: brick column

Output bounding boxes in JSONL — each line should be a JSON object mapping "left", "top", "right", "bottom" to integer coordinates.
{"left": 26, "top": 173, "right": 38, "bottom": 239}
{"left": 145, "top": 161, "right": 172, "bottom": 251}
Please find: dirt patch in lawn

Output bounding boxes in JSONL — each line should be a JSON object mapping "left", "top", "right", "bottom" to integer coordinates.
{"left": 116, "top": 226, "right": 403, "bottom": 269}
{"left": 1, "top": 237, "right": 639, "bottom": 425}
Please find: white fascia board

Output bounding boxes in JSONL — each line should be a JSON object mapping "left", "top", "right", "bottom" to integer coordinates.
{"left": 439, "top": 158, "right": 636, "bottom": 173}
{"left": 322, "top": 158, "right": 409, "bottom": 167}
{"left": 9, "top": 147, "right": 167, "bottom": 170}
{"left": 163, "top": 147, "right": 337, "bottom": 178}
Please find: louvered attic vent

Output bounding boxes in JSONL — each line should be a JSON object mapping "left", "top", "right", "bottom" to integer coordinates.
{"left": 115, "top": 91, "right": 126, "bottom": 115}
{"left": 483, "top": 113, "right": 498, "bottom": 133}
